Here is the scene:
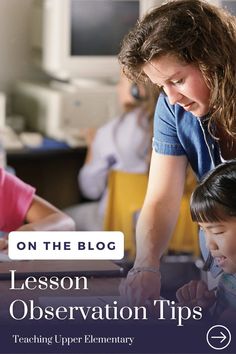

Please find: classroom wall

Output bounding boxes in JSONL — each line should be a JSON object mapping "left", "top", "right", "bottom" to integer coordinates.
{"left": 0, "top": 0, "right": 48, "bottom": 96}
{"left": 0, "top": 0, "right": 234, "bottom": 98}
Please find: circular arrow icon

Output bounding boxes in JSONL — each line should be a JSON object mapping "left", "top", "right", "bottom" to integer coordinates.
{"left": 206, "top": 325, "right": 231, "bottom": 350}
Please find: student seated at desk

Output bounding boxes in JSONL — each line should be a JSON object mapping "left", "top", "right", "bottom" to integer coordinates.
{"left": 0, "top": 167, "right": 75, "bottom": 250}
{"left": 176, "top": 161, "right": 236, "bottom": 322}
{"left": 65, "top": 73, "right": 157, "bottom": 231}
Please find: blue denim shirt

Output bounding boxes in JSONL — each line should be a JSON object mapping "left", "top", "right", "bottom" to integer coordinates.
{"left": 153, "top": 93, "right": 222, "bottom": 181}
{"left": 153, "top": 93, "right": 223, "bottom": 277}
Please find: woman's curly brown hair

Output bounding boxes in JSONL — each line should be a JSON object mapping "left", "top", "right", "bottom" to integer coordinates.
{"left": 119, "top": 0, "right": 236, "bottom": 138}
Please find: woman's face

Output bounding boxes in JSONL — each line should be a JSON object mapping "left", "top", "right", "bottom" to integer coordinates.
{"left": 143, "top": 55, "right": 210, "bottom": 117}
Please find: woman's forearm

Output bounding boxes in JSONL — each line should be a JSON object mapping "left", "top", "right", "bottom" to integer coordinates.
{"left": 135, "top": 197, "right": 182, "bottom": 267}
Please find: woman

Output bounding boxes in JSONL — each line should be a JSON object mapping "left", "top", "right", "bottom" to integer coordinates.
{"left": 118, "top": 0, "right": 236, "bottom": 305}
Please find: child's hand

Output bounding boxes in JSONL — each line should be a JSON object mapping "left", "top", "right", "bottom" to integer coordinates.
{"left": 176, "top": 280, "right": 216, "bottom": 309}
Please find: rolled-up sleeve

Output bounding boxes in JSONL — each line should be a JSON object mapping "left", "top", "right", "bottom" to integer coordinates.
{"left": 152, "top": 94, "right": 185, "bottom": 156}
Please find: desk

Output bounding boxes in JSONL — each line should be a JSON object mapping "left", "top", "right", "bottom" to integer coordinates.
{"left": 0, "top": 270, "right": 122, "bottom": 353}
{"left": 0, "top": 277, "right": 121, "bottom": 306}
{"left": 0, "top": 260, "right": 121, "bottom": 308}
{"left": 7, "top": 146, "right": 87, "bottom": 209}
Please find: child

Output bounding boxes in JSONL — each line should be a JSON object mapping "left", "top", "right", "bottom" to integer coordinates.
{"left": 0, "top": 167, "right": 75, "bottom": 249}
{"left": 176, "top": 161, "right": 236, "bottom": 321}
{"left": 65, "top": 73, "right": 157, "bottom": 231}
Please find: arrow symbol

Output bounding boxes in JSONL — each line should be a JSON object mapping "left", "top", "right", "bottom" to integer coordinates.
{"left": 211, "top": 332, "right": 226, "bottom": 343}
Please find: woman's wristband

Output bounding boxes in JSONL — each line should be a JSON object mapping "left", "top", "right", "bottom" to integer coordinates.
{"left": 128, "top": 266, "right": 160, "bottom": 276}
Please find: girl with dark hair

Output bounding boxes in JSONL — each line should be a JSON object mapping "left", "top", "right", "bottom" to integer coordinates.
{"left": 176, "top": 160, "right": 236, "bottom": 321}
{"left": 65, "top": 74, "right": 158, "bottom": 231}
{"left": 118, "top": 0, "right": 236, "bottom": 305}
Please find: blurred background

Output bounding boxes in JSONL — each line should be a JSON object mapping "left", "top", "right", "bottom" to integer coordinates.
{"left": 0, "top": 0, "right": 235, "bottom": 298}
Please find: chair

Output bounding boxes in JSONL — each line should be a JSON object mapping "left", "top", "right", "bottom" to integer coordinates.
{"left": 168, "top": 169, "right": 199, "bottom": 256}
{"left": 103, "top": 169, "right": 199, "bottom": 260}
{"left": 103, "top": 170, "right": 148, "bottom": 259}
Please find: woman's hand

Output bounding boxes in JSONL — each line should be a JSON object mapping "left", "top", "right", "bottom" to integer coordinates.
{"left": 176, "top": 280, "right": 216, "bottom": 309}
{"left": 119, "top": 269, "right": 161, "bottom": 306}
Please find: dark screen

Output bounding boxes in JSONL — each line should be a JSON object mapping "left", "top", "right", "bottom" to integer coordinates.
{"left": 71, "top": 0, "right": 139, "bottom": 56}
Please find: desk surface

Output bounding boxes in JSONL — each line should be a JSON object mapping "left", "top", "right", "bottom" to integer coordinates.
{"left": 0, "top": 260, "right": 122, "bottom": 309}
{"left": 0, "top": 259, "right": 123, "bottom": 279}
{"left": 7, "top": 145, "right": 86, "bottom": 159}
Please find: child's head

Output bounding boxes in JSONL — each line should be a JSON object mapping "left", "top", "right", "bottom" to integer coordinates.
{"left": 118, "top": 72, "right": 157, "bottom": 113}
{"left": 117, "top": 72, "right": 144, "bottom": 111}
{"left": 190, "top": 160, "right": 236, "bottom": 274}
{"left": 119, "top": 0, "right": 236, "bottom": 136}
{"left": 117, "top": 72, "right": 157, "bottom": 116}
